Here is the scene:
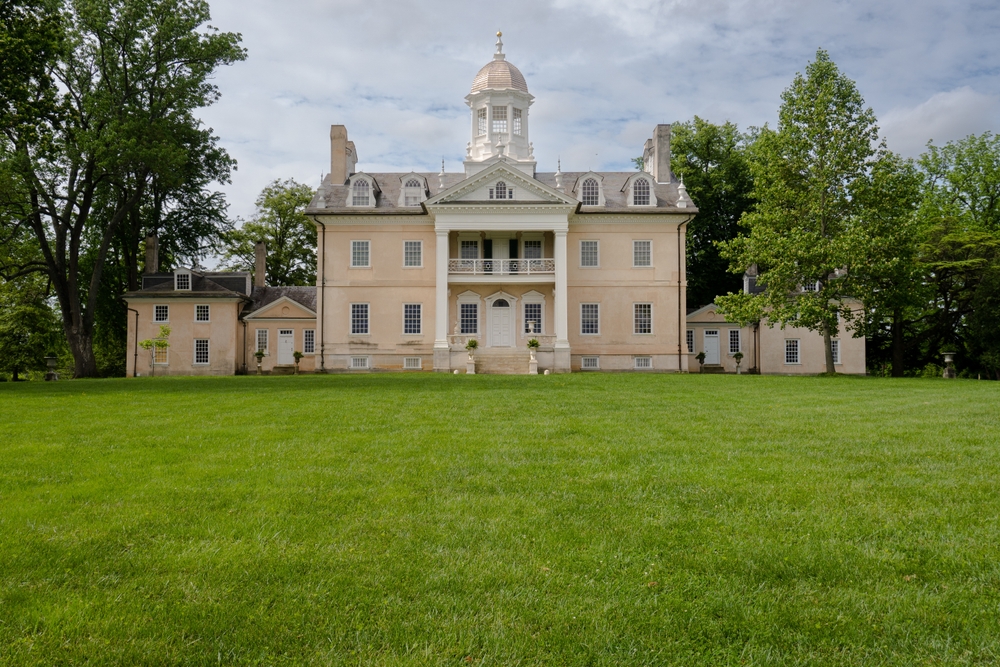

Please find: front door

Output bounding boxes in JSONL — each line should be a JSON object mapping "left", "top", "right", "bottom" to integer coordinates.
{"left": 278, "top": 329, "right": 295, "bottom": 365}
{"left": 704, "top": 330, "right": 720, "bottom": 365}
{"left": 490, "top": 299, "right": 512, "bottom": 347}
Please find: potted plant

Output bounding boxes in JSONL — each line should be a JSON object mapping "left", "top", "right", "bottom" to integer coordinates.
{"left": 733, "top": 351, "right": 744, "bottom": 375}
{"left": 293, "top": 350, "right": 304, "bottom": 375}
{"left": 465, "top": 338, "right": 478, "bottom": 360}
{"left": 254, "top": 349, "right": 265, "bottom": 375}
{"left": 696, "top": 351, "right": 706, "bottom": 373}
{"left": 526, "top": 338, "right": 540, "bottom": 361}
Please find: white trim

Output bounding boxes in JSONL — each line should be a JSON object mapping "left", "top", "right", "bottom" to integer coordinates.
{"left": 623, "top": 173, "right": 655, "bottom": 207}
{"left": 633, "top": 302, "right": 653, "bottom": 335}
{"left": 152, "top": 345, "right": 169, "bottom": 366}
{"left": 728, "top": 329, "right": 742, "bottom": 355}
{"left": 350, "top": 356, "right": 370, "bottom": 370}
{"left": 154, "top": 304, "right": 169, "bottom": 323}
{"left": 350, "top": 240, "right": 371, "bottom": 268}
{"left": 632, "top": 240, "right": 653, "bottom": 268}
{"left": 174, "top": 269, "right": 192, "bottom": 291}
{"left": 580, "top": 302, "right": 600, "bottom": 335}
{"left": 350, "top": 302, "right": 370, "bottom": 336}
{"left": 346, "top": 173, "right": 378, "bottom": 208}
{"left": 485, "top": 291, "right": 518, "bottom": 348}
{"left": 402, "top": 302, "right": 422, "bottom": 336}
{"left": 403, "top": 356, "right": 422, "bottom": 370}
{"left": 255, "top": 328, "right": 269, "bottom": 356}
{"left": 831, "top": 338, "right": 841, "bottom": 365}
{"left": 574, "top": 172, "right": 606, "bottom": 207}
{"left": 193, "top": 338, "right": 210, "bottom": 366}
{"left": 426, "top": 161, "right": 578, "bottom": 207}
{"left": 581, "top": 355, "right": 600, "bottom": 370}
{"left": 194, "top": 304, "right": 210, "bottom": 323}
{"left": 784, "top": 339, "right": 801, "bottom": 365}
{"left": 303, "top": 328, "right": 316, "bottom": 355}
{"left": 634, "top": 356, "right": 653, "bottom": 370}
{"left": 398, "top": 174, "right": 428, "bottom": 207}
{"left": 402, "top": 239, "right": 423, "bottom": 268}
{"left": 242, "top": 295, "right": 317, "bottom": 320}
{"left": 521, "top": 290, "right": 545, "bottom": 336}
{"left": 457, "top": 290, "right": 481, "bottom": 335}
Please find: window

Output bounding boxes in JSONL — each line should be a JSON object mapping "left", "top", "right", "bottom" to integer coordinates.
{"left": 633, "top": 178, "right": 651, "bottom": 206}
{"left": 803, "top": 280, "right": 820, "bottom": 292}
{"left": 477, "top": 108, "right": 487, "bottom": 136}
{"left": 350, "top": 356, "right": 369, "bottom": 370}
{"left": 404, "top": 179, "right": 422, "bottom": 206}
{"left": 351, "top": 240, "right": 370, "bottom": 268}
{"left": 175, "top": 272, "right": 191, "bottom": 291}
{"left": 195, "top": 304, "right": 209, "bottom": 322}
{"left": 489, "top": 181, "right": 514, "bottom": 200}
{"left": 580, "top": 240, "right": 599, "bottom": 267}
{"left": 154, "top": 305, "right": 169, "bottom": 322}
{"left": 351, "top": 303, "right": 369, "bottom": 335}
{"left": 460, "top": 303, "right": 478, "bottom": 334}
{"left": 404, "top": 357, "right": 422, "bottom": 370}
{"left": 687, "top": 329, "right": 694, "bottom": 353}
{"left": 513, "top": 108, "right": 522, "bottom": 135}
{"left": 523, "top": 239, "right": 542, "bottom": 259}
{"left": 194, "top": 339, "right": 209, "bottom": 365}
{"left": 460, "top": 240, "right": 479, "bottom": 260}
{"left": 785, "top": 339, "right": 800, "bottom": 365}
{"left": 403, "top": 303, "right": 422, "bottom": 335}
{"left": 634, "top": 356, "right": 653, "bottom": 369}
{"left": 581, "top": 356, "right": 600, "bottom": 370}
{"left": 581, "top": 303, "right": 600, "bottom": 335}
{"left": 403, "top": 240, "right": 422, "bottom": 267}
{"left": 634, "top": 303, "right": 652, "bottom": 334}
{"left": 581, "top": 178, "right": 600, "bottom": 206}
{"left": 352, "top": 179, "right": 371, "bottom": 206}
{"left": 256, "top": 329, "right": 268, "bottom": 355}
{"left": 492, "top": 106, "right": 507, "bottom": 134}
{"left": 633, "top": 240, "right": 652, "bottom": 267}
{"left": 153, "top": 346, "right": 168, "bottom": 365}
{"left": 729, "top": 329, "right": 741, "bottom": 354}
{"left": 524, "top": 302, "right": 542, "bottom": 334}
{"left": 832, "top": 339, "right": 841, "bottom": 365}
{"left": 303, "top": 329, "right": 315, "bottom": 354}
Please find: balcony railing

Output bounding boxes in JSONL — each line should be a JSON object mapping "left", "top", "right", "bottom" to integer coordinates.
{"left": 448, "top": 259, "right": 555, "bottom": 275}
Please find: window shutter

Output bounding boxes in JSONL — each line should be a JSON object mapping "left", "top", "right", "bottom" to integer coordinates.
{"left": 509, "top": 239, "right": 518, "bottom": 259}
{"left": 483, "top": 239, "right": 493, "bottom": 259}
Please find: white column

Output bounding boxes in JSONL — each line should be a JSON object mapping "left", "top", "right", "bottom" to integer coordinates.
{"left": 554, "top": 230, "right": 569, "bottom": 347}
{"left": 434, "top": 230, "right": 450, "bottom": 370}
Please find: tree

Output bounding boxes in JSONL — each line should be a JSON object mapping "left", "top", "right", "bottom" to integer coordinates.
{"left": 0, "top": 0, "right": 245, "bottom": 377}
{"left": 0, "top": 274, "right": 64, "bottom": 380}
{"left": 846, "top": 151, "right": 924, "bottom": 376}
{"left": 220, "top": 179, "right": 316, "bottom": 286}
{"left": 717, "top": 50, "right": 880, "bottom": 374}
{"left": 670, "top": 117, "right": 755, "bottom": 308}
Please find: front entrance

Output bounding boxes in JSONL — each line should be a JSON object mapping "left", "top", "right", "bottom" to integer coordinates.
{"left": 278, "top": 329, "right": 295, "bottom": 365}
{"left": 489, "top": 299, "right": 513, "bottom": 347}
{"left": 704, "top": 330, "right": 720, "bottom": 365}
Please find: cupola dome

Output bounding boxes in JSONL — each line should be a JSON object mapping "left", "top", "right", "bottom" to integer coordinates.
{"left": 470, "top": 32, "right": 528, "bottom": 94}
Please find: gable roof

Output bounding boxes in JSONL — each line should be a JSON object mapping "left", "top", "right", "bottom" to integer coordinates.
{"left": 426, "top": 161, "right": 578, "bottom": 206}
{"left": 125, "top": 271, "right": 251, "bottom": 299}
{"left": 242, "top": 286, "right": 317, "bottom": 318}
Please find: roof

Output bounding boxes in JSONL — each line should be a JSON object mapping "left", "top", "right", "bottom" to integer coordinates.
{"left": 471, "top": 58, "right": 528, "bottom": 94}
{"left": 125, "top": 271, "right": 251, "bottom": 299}
{"left": 310, "top": 171, "right": 697, "bottom": 214}
{"left": 242, "top": 286, "right": 316, "bottom": 317}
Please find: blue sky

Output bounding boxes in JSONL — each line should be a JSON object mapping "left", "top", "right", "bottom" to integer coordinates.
{"left": 200, "top": 0, "right": 1000, "bottom": 220}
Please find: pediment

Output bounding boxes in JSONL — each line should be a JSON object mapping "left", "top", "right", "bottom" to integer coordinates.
{"left": 426, "top": 161, "right": 578, "bottom": 207}
{"left": 245, "top": 296, "right": 316, "bottom": 320}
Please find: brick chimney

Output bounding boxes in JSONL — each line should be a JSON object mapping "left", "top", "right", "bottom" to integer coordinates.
{"left": 330, "top": 125, "right": 358, "bottom": 185}
{"left": 144, "top": 235, "right": 158, "bottom": 275}
{"left": 254, "top": 241, "right": 266, "bottom": 288}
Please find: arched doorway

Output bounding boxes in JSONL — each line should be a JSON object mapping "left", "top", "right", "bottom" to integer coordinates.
{"left": 490, "top": 299, "right": 512, "bottom": 347}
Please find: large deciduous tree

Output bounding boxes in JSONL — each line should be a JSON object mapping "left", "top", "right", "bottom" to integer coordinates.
{"left": 0, "top": 0, "right": 245, "bottom": 377}
{"left": 717, "top": 49, "right": 879, "bottom": 374}
{"left": 670, "top": 117, "right": 754, "bottom": 309}
{"left": 220, "top": 179, "right": 316, "bottom": 287}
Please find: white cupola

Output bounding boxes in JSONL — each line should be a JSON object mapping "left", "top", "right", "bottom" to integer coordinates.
{"left": 464, "top": 32, "right": 536, "bottom": 177}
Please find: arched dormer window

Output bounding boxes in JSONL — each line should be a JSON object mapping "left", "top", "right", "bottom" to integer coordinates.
{"left": 352, "top": 178, "right": 371, "bottom": 206}
{"left": 633, "top": 178, "right": 651, "bottom": 206}
{"left": 581, "top": 178, "right": 600, "bottom": 206}
{"left": 404, "top": 178, "right": 422, "bottom": 207}
{"left": 489, "top": 181, "right": 514, "bottom": 200}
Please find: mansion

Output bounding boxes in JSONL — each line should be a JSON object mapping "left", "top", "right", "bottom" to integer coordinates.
{"left": 124, "top": 34, "right": 865, "bottom": 376}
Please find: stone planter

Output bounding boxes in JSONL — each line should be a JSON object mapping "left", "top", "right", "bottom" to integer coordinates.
{"left": 44, "top": 356, "right": 59, "bottom": 382}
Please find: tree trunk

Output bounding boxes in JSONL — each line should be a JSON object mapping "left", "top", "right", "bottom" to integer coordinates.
{"left": 891, "top": 307, "right": 905, "bottom": 378}
{"left": 823, "top": 324, "right": 836, "bottom": 374}
{"left": 65, "top": 324, "right": 98, "bottom": 378}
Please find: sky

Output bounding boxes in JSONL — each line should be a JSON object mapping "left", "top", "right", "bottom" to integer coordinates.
{"left": 199, "top": 0, "right": 1000, "bottom": 221}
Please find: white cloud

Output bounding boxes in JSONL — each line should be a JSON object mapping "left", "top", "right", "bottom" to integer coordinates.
{"left": 881, "top": 87, "right": 1000, "bottom": 157}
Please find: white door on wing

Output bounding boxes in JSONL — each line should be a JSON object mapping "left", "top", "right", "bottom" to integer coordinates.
{"left": 278, "top": 329, "right": 295, "bottom": 365}
{"left": 491, "top": 300, "right": 512, "bottom": 347}
{"left": 704, "top": 330, "right": 720, "bottom": 365}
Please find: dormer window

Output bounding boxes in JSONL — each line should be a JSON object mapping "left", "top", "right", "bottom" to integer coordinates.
{"left": 404, "top": 178, "right": 422, "bottom": 206}
{"left": 489, "top": 181, "right": 514, "bottom": 200}
{"left": 581, "top": 178, "right": 600, "bottom": 206}
{"left": 175, "top": 270, "right": 191, "bottom": 291}
{"left": 633, "top": 178, "right": 651, "bottom": 206}
{"left": 352, "top": 178, "right": 371, "bottom": 206}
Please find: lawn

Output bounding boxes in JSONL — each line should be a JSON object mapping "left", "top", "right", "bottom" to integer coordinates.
{"left": 1, "top": 373, "right": 999, "bottom": 666}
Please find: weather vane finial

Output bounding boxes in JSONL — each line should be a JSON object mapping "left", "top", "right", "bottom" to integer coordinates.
{"left": 495, "top": 31, "right": 504, "bottom": 59}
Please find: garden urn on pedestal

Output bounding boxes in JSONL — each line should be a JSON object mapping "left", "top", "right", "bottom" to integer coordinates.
{"left": 942, "top": 351, "right": 957, "bottom": 379}
{"left": 696, "top": 352, "right": 706, "bottom": 373}
{"left": 465, "top": 339, "right": 477, "bottom": 375}
{"left": 44, "top": 356, "right": 59, "bottom": 381}
{"left": 734, "top": 352, "right": 744, "bottom": 375}
{"left": 527, "top": 338, "right": 539, "bottom": 375}
{"left": 293, "top": 351, "right": 304, "bottom": 375}
{"left": 255, "top": 350, "right": 264, "bottom": 376}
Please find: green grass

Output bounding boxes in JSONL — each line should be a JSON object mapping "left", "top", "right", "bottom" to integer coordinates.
{"left": 1, "top": 374, "right": 999, "bottom": 666}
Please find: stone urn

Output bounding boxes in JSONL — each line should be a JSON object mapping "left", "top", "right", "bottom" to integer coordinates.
{"left": 44, "top": 356, "right": 59, "bottom": 381}
{"left": 942, "top": 351, "right": 957, "bottom": 379}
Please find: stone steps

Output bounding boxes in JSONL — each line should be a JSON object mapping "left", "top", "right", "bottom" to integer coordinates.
{"left": 473, "top": 351, "right": 532, "bottom": 375}
{"left": 700, "top": 364, "right": 726, "bottom": 374}
{"left": 270, "top": 365, "right": 298, "bottom": 375}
